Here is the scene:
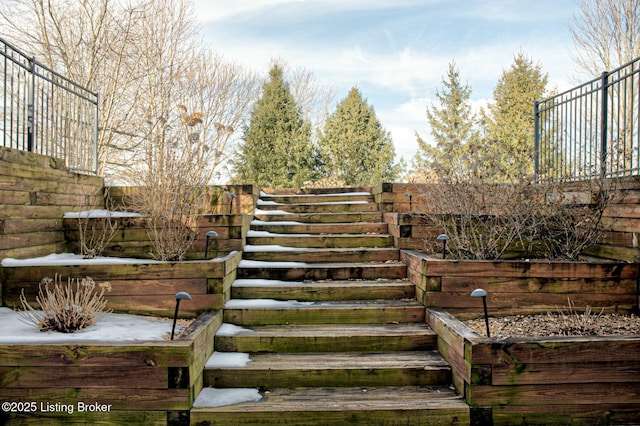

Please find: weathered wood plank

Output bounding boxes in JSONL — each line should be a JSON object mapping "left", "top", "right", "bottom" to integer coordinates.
{"left": 439, "top": 276, "right": 637, "bottom": 294}
{"left": 469, "top": 335, "right": 640, "bottom": 365}
{"left": 0, "top": 387, "right": 191, "bottom": 411}
{"left": 0, "top": 343, "right": 190, "bottom": 367}
{"left": 491, "top": 360, "right": 640, "bottom": 385}
{"left": 468, "top": 382, "right": 640, "bottom": 406}
{"left": 0, "top": 365, "right": 168, "bottom": 388}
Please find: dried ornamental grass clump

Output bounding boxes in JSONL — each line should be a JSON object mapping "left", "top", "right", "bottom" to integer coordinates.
{"left": 19, "top": 275, "right": 112, "bottom": 333}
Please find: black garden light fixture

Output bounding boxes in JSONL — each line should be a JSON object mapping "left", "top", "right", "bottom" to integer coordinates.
{"left": 470, "top": 288, "right": 490, "bottom": 338}
{"left": 228, "top": 192, "right": 237, "bottom": 214}
{"left": 204, "top": 231, "right": 219, "bottom": 259}
{"left": 437, "top": 234, "right": 449, "bottom": 259}
{"left": 171, "top": 291, "right": 192, "bottom": 340}
{"left": 403, "top": 193, "right": 413, "bottom": 211}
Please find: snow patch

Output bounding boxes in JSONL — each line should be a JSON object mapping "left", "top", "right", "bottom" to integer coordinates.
{"left": 243, "top": 245, "right": 310, "bottom": 252}
{"left": 63, "top": 209, "right": 142, "bottom": 219}
{"left": 225, "top": 299, "right": 315, "bottom": 308}
{"left": 205, "top": 351, "right": 251, "bottom": 368}
{"left": 0, "top": 307, "right": 178, "bottom": 343}
{"left": 233, "top": 279, "right": 305, "bottom": 287}
{"left": 253, "top": 208, "right": 293, "bottom": 215}
{"left": 193, "top": 388, "right": 262, "bottom": 408}
{"left": 247, "top": 230, "right": 311, "bottom": 237}
{"left": 256, "top": 199, "right": 281, "bottom": 206}
{"left": 239, "top": 259, "right": 309, "bottom": 268}
{"left": 216, "top": 323, "right": 254, "bottom": 336}
{"left": 1, "top": 253, "right": 163, "bottom": 267}
{"left": 250, "top": 220, "right": 304, "bottom": 226}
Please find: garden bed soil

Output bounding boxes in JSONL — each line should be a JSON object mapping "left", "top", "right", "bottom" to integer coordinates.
{"left": 465, "top": 312, "right": 640, "bottom": 338}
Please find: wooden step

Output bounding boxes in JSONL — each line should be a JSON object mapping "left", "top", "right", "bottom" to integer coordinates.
{"left": 214, "top": 323, "right": 437, "bottom": 353}
{"left": 191, "top": 386, "right": 471, "bottom": 425}
{"left": 253, "top": 212, "right": 384, "bottom": 224}
{"left": 237, "top": 261, "right": 407, "bottom": 281}
{"left": 261, "top": 187, "right": 372, "bottom": 196}
{"left": 246, "top": 234, "right": 394, "bottom": 248}
{"left": 256, "top": 202, "right": 379, "bottom": 214}
{"left": 250, "top": 221, "right": 388, "bottom": 235}
{"left": 242, "top": 247, "right": 401, "bottom": 263}
{"left": 259, "top": 193, "right": 375, "bottom": 204}
{"left": 223, "top": 299, "right": 425, "bottom": 326}
{"left": 204, "top": 351, "right": 451, "bottom": 388}
{"left": 232, "top": 279, "right": 414, "bottom": 301}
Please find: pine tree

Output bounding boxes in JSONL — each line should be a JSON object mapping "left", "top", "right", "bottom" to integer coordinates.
{"left": 234, "top": 65, "right": 315, "bottom": 187}
{"left": 412, "top": 62, "right": 480, "bottom": 181}
{"left": 318, "top": 87, "right": 401, "bottom": 186}
{"left": 483, "top": 52, "right": 548, "bottom": 180}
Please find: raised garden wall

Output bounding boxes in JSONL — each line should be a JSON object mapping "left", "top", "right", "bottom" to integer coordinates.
{"left": 63, "top": 214, "right": 252, "bottom": 260}
{"left": 1, "top": 251, "right": 241, "bottom": 318}
{"left": 377, "top": 178, "right": 640, "bottom": 262}
{"left": 106, "top": 184, "right": 259, "bottom": 216}
{"left": 0, "top": 310, "right": 221, "bottom": 425}
{"left": 428, "top": 307, "right": 640, "bottom": 425}
{"left": 0, "top": 147, "right": 104, "bottom": 261}
{"left": 402, "top": 250, "right": 639, "bottom": 320}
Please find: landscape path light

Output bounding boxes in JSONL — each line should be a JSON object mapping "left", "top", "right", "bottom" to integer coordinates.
{"left": 470, "top": 288, "right": 490, "bottom": 338}
{"left": 204, "top": 231, "right": 219, "bottom": 259}
{"left": 437, "top": 234, "right": 449, "bottom": 259}
{"left": 228, "top": 192, "right": 237, "bottom": 214}
{"left": 171, "top": 292, "right": 192, "bottom": 340}
{"left": 403, "top": 193, "right": 413, "bottom": 211}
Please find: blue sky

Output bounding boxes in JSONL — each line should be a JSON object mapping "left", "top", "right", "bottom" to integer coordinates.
{"left": 194, "top": 0, "right": 586, "bottom": 166}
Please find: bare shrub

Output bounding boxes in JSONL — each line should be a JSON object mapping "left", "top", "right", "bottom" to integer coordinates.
{"left": 74, "top": 187, "right": 120, "bottom": 259}
{"left": 416, "top": 174, "right": 615, "bottom": 260}
{"left": 19, "top": 275, "right": 112, "bottom": 333}
{"left": 416, "top": 174, "right": 551, "bottom": 259}
{"left": 126, "top": 105, "right": 211, "bottom": 261}
{"left": 548, "top": 298, "right": 605, "bottom": 336}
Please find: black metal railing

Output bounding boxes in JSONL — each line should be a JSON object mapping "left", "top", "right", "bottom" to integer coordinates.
{"left": 1, "top": 37, "right": 98, "bottom": 174}
{"left": 535, "top": 56, "right": 640, "bottom": 180}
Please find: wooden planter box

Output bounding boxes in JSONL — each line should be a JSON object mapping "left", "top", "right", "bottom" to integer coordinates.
{"left": 428, "top": 308, "right": 640, "bottom": 425}
{"left": 63, "top": 214, "right": 251, "bottom": 261}
{"left": 0, "top": 310, "right": 221, "bottom": 425}
{"left": 402, "top": 250, "right": 639, "bottom": 319}
{"left": 1, "top": 252, "right": 242, "bottom": 317}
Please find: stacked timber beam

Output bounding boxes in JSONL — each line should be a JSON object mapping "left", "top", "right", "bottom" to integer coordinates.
{"left": 191, "top": 187, "right": 470, "bottom": 425}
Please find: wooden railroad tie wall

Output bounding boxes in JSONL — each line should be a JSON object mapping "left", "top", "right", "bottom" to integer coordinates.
{"left": 0, "top": 147, "right": 104, "bottom": 262}
{"left": 402, "top": 250, "right": 639, "bottom": 319}
{"left": 428, "top": 308, "right": 640, "bottom": 426}
{"left": 0, "top": 310, "right": 221, "bottom": 425}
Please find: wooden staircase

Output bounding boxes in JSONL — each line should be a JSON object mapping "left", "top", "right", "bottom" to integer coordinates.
{"left": 191, "top": 188, "right": 470, "bottom": 425}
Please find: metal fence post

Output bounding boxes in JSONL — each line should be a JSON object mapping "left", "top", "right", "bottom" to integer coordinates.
{"left": 599, "top": 71, "right": 609, "bottom": 178}
{"left": 27, "top": 56, "right": 35, "bottom": 152}
{"left": 534, "top": 100, "right": 540, "bottom": 176}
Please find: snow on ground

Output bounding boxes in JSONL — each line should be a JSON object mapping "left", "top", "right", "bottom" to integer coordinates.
{"left": 63, "top": 209, "right": 142, "bottom": 219}
{"left": 225, "top": 299, "right": 315, "bottom": 309}
{"left": 250, "top": 219, "right": 304, "bottom": 226}
{"left": 247, "top": 230, "right": 312, "bottom": 238}
{"left": 193, "top": 388, "right": 262, "bottom": 408}
{"left": 205, "top": 351, "right": 251, "bottom": 368}
{"left": 239, "top": 259, "right": 309, "bottom": 268}
{"left": 259, "top": 191, "right": 371, "bottom": 197}
{"left": 243, "top": 244, "right": 311, "bottom": 252}
{"left": 253, "top": 208, "right": 294, "bottom": 215}
{"left": 256, "top": 199, "right": 281, "bottom": 206}
{"left": 1, "top": 253, "right": 163, "bottom": 267}
{"left": 216, "top": 323, "right": 255, "bottom": 336}
{"left": 233, "top": 279, "right": 305, "bottom": 287}
{"left": 0, "top": 307, "right": 179, "bottom": 343}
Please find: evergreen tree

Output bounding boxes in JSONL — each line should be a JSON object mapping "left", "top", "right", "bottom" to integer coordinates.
{"left": 412, "top": 62, "right": 480, "bottom": 181}
{"left": 235, "top": 65, "right": 315, "bottom": 187}
{"left": 318, "top": 87, "right": 401, "bottom": 186}
{"left": 483, "top": 52, "right": 548, "bottom": 180}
